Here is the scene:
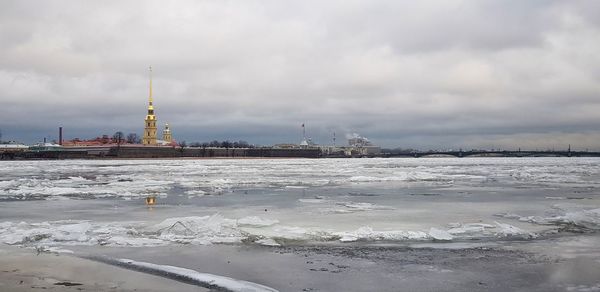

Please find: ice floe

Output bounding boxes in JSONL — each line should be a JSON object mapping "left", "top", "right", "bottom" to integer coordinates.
{"left": 0, "top": 214, "right": 554, "bottom": 248}
{"left": 237, "top": 216, "right": 279, "bottom": 227}
{"left": 495, "top": 208, "right": 600, "bottom": 230}
{"left": 334, "top": 226, "right": 429, "bottom": 242}
{"left": 493, "top": 221, "right": 536, "bottom": 238}
{"left": 298, "top": 198, "right": 328, "bottom": 203}
{"left": 549, "top": 208, "right": 600, "bottom": 230}
{"left": 3, "top": 158, "right": 597, "bottom": 201}
{"left": 429, "top": 228, "right": 453, "bottom": 241}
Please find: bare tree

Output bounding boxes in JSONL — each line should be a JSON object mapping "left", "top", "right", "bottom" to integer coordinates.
{"left": 126, "top": 133, "right": 140, "bottom": 144}
{"left": 179, "top": 141, "right": 187, "bottom": 155}
{"left": 113, "top": 131, "right": 125, "bottom": 145}
{"left": 221, "top": 140, "right": 232, "bottom": 148}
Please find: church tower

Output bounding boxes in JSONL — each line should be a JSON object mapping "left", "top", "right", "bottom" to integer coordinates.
{"left": 142, "top": 66, "right": 158, "bottom": 145}
{"left": 162, "top": 123, "right": 172, "bottom": 143}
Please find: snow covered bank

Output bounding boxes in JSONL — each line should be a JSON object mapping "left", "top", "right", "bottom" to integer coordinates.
{"left": 114, "top": 258, "right": 278, "bottom": 292}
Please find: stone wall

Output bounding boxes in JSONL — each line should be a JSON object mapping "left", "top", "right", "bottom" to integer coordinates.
{"left": 10, "top": 146, "right": 322, "bottom": 159}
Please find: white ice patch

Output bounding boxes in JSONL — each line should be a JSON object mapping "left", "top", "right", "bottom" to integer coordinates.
{"left": 494, "top": 221, "right": 535, "bottom": 238}
{"left": 118, "top": 258, "right": 279, "bottom": 292}
{"left": 298, "top": 198, "right": 328, "bottom": 203}
{"left": 184, "top": 189, "right": 207, "bottom": 197}
{"left": 447, "top": 223, "right": 495, "bottom": 237}
{"left": 104, "top": 236, "right": 167, "bottom": 247}
{"left": 0, "top": 215, "right": 546, "bottom": 248}
{"left": 0, "top": 175, "right": 173, "bottom": 199}
{"left": 550, "top": 208, "right": 600, "bottom": 230}
{"left": 2, "top": 158, "right": 599, "bottom": 201}
{"left": 327, "top": 201, "right": 394, "bottom": 214}
{"left": 0, "top": 220, "right": 95, "bottom": 245}
{"left": 495, "top": 208, "right": 600, "bottom": 231}
{"left": 284, "top": 185, "right": 308, "bottom": 189}
{"left": 340, "top": 202, "right": 393, "bottom": 210}
{"left": 35, "top": 246, "right": 75, "bottom": 254}
{"left": 545, "top": 196, "right": 568, "bottom": 200}
{"left": 149, "top": 215, "right": 244, "bottom": 245}
{"left": 237, "top": 216, "right": 279, "bottom": 227}
{"left": 565, "top": 284, "right": 600, "bottom": 292}
{"left": 348, "top": 171, "right": 460, "bottom": 183}
{"left": 335, "top": 226, "right": 429, "bottom": 242}
{"left": 267, "top": 226, "right": 314, "bottom": 241}
{"left": 428, "top": 228, "right": 453, "bottom": 241}
{"left": 255, "top": 238, "right": 281, "bottom": 247}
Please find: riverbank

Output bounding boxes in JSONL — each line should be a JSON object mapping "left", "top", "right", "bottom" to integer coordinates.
{"left": 3, "top": 240, "right": 600, "bottom": 292}
{"left": 0, "top": 246, "right": 204, "bottom": 292}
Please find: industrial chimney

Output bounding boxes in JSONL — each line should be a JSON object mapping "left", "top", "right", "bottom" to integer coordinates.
{"left": 59, "top": 127, "right": 63, "bottom": 146}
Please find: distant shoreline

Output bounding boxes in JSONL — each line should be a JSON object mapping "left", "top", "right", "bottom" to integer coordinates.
{"left": 3, "top": 155, "right": 600, "bottom": 162}
{"left": 2, "top": 145, "right": 600, "bottom": 160}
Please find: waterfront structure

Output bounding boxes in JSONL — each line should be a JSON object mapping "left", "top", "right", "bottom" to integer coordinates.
{"left": 299, "top": 123, "right": 317, "bottom": 149}
{"left": 63, "top": 135, "right": 128, "bottom": 146}
{"left": 29, "top": 142, "right": 62, "bottom": 152}
{"left": 317, "top": 133, "right": 381, "bottom": 157}
{"left": 142, "top": 67, "right": 158, "bottom": 145}
{"left": 346, "top": 134, "right": 381, "bottom": 155}
{"left": 295, "top": 125, "right": 381, "bottom": 156}
{"left": 273, "top": 143, "right": 300, "bottom": 149}
{"left": 162, "top": 123, "right": 172, "bottom": 143}
{"left": 0, "top": 143, "right": 29, "bottom": 152}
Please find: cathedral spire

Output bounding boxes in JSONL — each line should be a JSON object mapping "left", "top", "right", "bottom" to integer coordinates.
{"left": 148, "top": 66, "right": 153, "bottom": 108}
{"left": 143, "top": 66, "right": 158, "bottom": 145}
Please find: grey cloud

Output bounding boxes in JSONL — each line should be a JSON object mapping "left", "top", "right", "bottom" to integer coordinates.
{"left": 0, "top": 0, "right": 599, "bottom": 149}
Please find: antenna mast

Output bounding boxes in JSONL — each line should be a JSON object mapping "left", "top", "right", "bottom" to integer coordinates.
{"left": 333, "top": 131, "right": 336, "bottom": 147}
{"left": 302, "top": 123, "right": 306, "bottom": 140}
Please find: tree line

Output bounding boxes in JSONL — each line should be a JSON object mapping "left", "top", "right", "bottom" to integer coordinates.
{"left": 111, "top": 131, "right": 253, "bottom": 148}
{"left": 111, "top": 132, "right": 140, "bottom": 144}
{"left": 188, "top": 140, "right": 254, "bottom": 148}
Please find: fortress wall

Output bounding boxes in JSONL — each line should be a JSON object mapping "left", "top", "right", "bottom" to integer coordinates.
{"left": 10, "top": 146, "right": 322, "bottom": 159}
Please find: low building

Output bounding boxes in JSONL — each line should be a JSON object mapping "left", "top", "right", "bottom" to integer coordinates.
{"left": 346, "top": 134, "right": 381, "bottom": 156}
{"left": 62, "top": 135, "right": 116, "bottom": 146}
{"left": 273, "top": 143, "right": 300, "bottom": 149}
{"left": 0, "top": 143, "right": 29, "bottom": 152}
{"left": 316, "top": 133, "right": 382, "bottom": 157}
{"left": 29, "top": 143, "right": 63, "bottom": 152}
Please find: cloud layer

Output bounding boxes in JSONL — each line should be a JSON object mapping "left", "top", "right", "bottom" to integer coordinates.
{"left": 1, "top": 0, "right": 599, "bottom": 149}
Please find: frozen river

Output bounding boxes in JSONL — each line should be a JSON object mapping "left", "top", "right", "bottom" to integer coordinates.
{"left": 1, "top": 157, "right": 599, "bottom": 291}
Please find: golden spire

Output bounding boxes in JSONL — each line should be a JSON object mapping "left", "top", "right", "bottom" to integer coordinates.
{"left": 143, "top": 66, "right": 158, "bottom": 145}
{"left": 148, "top": 66, "right": 153, "bottom": 108}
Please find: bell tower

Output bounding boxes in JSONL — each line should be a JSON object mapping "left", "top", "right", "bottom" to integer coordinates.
{"left": 162, "top": 123, "right": 172, "bottom": 143}
{"left": 142, "top": 66, "right": 157, "bottom": 145}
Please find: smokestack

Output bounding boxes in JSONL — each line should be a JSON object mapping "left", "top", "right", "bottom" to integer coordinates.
{"left": 59, "top": 127, "right": 63, "bottom": 146}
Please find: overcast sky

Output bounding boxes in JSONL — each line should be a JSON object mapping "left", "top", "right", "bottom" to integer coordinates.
{"left": 1, "top": 0, "right": 599, "bottom": 149}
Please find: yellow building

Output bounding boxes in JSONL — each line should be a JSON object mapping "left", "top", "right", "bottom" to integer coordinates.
{"left": 162, "top": 123, "right": 172, "bottom": 143}
{"left": 143, "top": 66, "right": 158, "bottom": 145}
